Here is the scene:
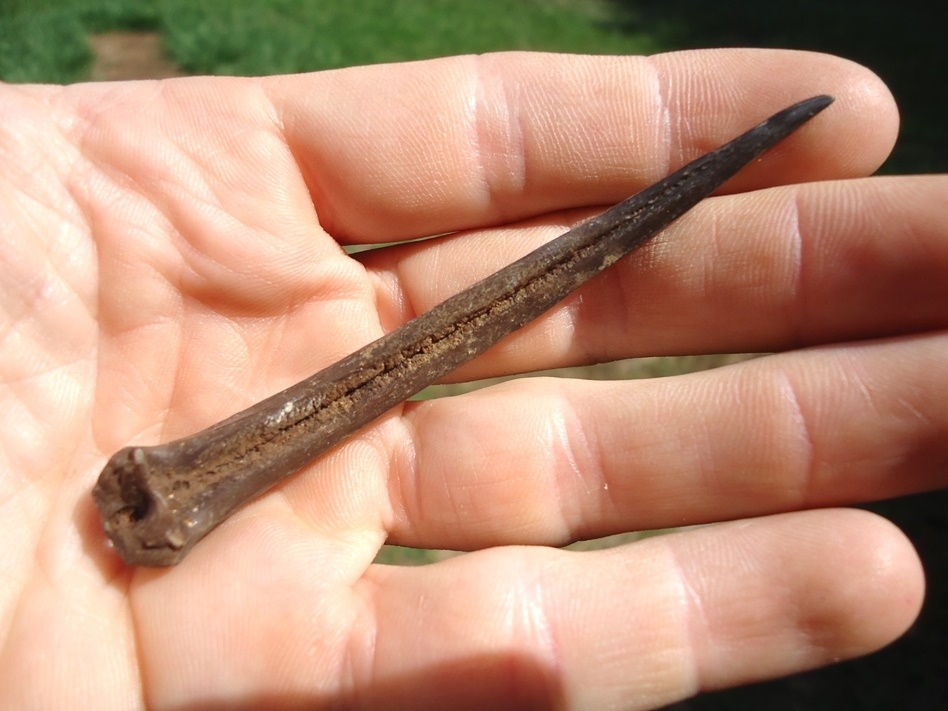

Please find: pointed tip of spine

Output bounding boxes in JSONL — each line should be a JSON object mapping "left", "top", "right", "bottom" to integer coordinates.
{"left": 773, "top": 95, "right": 835, "bottom": 131}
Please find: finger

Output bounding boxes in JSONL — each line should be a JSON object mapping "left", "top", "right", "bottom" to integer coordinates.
{"left": 266, "top": 49, "right": 895, "bottom": 242}
{"left": 355, "top": 509, "right": 922, "bottom": 710}
{"left": 132, "top": 509, "right": 920, "bottom": 709}
{"left": 367, "top": 174, "right": 948, "bottom": 379}
{"left": 381, "top": 331, "right": 948, "bottom": 549}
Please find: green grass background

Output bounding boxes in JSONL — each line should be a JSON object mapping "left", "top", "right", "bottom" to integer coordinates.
{"left": 0, "top": 0, "right": 655, "bottom": 81}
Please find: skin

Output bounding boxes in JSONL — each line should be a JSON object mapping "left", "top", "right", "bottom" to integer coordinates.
{"left": 0, "top": 48, "right": 942, "bottom": 709}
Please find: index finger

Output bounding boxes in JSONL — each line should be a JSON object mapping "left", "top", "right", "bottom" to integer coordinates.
{"left": 264, "top": 49, "right": 897, "bottom": 243}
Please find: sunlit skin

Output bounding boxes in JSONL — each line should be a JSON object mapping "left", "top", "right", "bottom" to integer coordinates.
{"left": 1, "top": 49, "right": 944, "bottom": 709}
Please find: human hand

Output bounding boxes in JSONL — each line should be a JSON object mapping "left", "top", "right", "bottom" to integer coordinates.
{"left": 1, "top": 49, "right": 942, "bottom": 710}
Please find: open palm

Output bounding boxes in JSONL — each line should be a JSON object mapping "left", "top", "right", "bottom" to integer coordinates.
{"left": 2, "top": 50, "right": 943, "bottom": 710}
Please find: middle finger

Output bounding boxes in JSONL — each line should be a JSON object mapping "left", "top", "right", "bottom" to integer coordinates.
{"left": 365, "top": 175, "right": 948, "bottom": 380}
{"left": 382, "top": 330, "right": 948, "bottom": 549}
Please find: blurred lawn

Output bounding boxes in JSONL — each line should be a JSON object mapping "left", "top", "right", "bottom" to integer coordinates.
{"left": 0, "top": 0, "right": 656, "bottom": 82}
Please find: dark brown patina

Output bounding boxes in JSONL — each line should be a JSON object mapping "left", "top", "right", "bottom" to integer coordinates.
{"left": 93, "top": 96, "right": 833, "bottom": 566}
